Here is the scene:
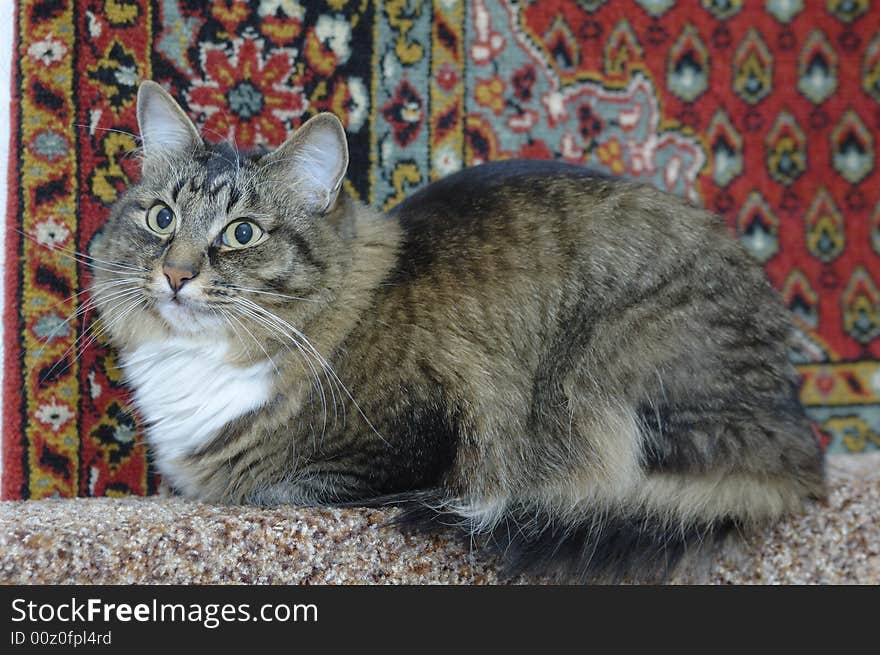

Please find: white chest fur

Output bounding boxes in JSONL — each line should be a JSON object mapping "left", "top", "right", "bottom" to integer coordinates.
{"left": 121, "top": 338, "right": 274, "bottom": 490}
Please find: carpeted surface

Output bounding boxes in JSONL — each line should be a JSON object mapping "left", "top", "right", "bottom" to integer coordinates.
{"left": 5, "top": 1, "right": 880, "bottom": 501}
{"left": 1, "top": 455, "right": 877, "bottom": 584}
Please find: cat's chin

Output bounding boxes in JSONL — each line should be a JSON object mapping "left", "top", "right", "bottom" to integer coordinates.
{"left": 156, "top": 298, "right": 224, "bottom": 336}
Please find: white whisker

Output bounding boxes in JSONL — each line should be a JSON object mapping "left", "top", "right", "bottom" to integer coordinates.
{"left": 233, "top": 297, "right": 387, "bottom": 445}
{"left": 28, "top": 285, "right": 142, "bottom": 367}
{"left": 12, "top": 227, "right": 149, "bottom": 274}
{"left": 35, "top": 293, "right": 145, "bottom": 382}
{"left": 223, "top": 285, "right": 318, "bottom": 303}
{"left": 228, "top": 302, "right": 332, "bottom": 442}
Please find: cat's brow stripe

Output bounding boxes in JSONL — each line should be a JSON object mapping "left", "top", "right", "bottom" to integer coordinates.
{"left": 226, "top": 186, "right": 242, "bottom": 213}
{"left": 208, "top": 179, "right": 230, "bottom": 199}
{"left": 171, "top": 177, "right": 186, "bottom": 202}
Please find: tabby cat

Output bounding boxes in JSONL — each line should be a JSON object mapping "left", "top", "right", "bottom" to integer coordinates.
{"left": 89, "top": 81, "right": 825, "bottom": 582}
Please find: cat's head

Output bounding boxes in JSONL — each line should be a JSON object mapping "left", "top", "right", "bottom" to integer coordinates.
{"left": 91, "top": 81, "right": 352, "bottom": 349}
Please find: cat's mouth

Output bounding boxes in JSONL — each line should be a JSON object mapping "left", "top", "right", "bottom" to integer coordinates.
{"left": 155, "top": 295, "right": 223, "bottom": 334}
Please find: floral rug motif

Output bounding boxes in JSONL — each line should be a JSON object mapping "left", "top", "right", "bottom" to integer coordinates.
{"left": 4, "top": 0, "right": 879, "bottom": 499}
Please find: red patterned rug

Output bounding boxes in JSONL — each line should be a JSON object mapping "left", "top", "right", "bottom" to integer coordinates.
{"left": 4, "top": 0, "right": 879, "bottom": 499}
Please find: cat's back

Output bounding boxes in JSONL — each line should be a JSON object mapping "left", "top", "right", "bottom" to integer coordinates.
{"left": 383, "top": 158, "right": 733, "bottom": 299}
{"left": 390, "top": 159, "right": 612, "bottom": 221}
{"left": 385, "top": 159, "right": 618, "bottom": 285}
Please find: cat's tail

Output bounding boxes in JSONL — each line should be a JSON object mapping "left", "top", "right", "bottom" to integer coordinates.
{"left": 344, "top": 451, "right": 822, "bottom": 584}
{"left": 385, "top": 491, "right": 736, "bottom": 584}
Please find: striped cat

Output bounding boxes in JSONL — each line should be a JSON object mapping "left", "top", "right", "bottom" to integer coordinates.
{"left": 90, "top": 81, "right": 825, "bottom": 582}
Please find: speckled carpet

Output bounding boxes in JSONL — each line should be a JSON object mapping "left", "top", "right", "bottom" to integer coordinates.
{"left": 1, "top": 454, "right": 876, "bottom": 585}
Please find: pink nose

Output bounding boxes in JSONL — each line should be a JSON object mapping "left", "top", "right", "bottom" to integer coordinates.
{"left": 163, "top": 265, "right": 197, "bottom": 293}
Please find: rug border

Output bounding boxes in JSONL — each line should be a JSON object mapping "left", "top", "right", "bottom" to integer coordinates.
{"left": 2, "top": 0, "right": 23, "bottom": 500}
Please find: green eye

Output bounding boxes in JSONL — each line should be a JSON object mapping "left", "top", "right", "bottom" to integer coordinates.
{"left": 221, "top": 220, "right": 264, "bottom": 249}
{"left": 146, "top": 204, "right": 176, "bottom": 235}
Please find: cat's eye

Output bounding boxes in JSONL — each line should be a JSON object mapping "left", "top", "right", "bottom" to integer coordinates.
{"left": 146, "top": 204, "right": 176, "bottom": 235}
{"left": 221, "top": 220, "right": 265, "bottom": 250}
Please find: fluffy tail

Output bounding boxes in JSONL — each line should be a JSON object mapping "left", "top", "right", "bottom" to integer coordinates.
{"left": 387, "top": 491, "right": 737, "bottom": 584}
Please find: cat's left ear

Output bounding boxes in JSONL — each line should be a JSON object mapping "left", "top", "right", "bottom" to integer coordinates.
{"left": 265, "top": 113, "right": 349, "bottom": 214}
{"left": 137, "top": 80, "right": 202, "bottom": 159}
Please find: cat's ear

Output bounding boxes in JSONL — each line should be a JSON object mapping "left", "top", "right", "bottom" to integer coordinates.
{"left": 136, "top": 81, "right": 201, "bottom": 159}
{"left": 265, "top": 113, "right": 349, "bottom": 214}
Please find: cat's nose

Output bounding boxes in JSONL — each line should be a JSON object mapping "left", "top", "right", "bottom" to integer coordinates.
{"left": 163, "top": 264, "right": 198, "bottom": 293}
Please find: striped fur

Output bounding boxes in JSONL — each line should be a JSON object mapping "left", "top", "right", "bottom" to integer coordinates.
{"left": 90, "top": 82, "right": 825, "bottom": 583}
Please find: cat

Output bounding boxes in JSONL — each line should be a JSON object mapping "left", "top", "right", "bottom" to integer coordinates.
{"left": 89, "top": 80, "right": 825, "bottom": 583}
